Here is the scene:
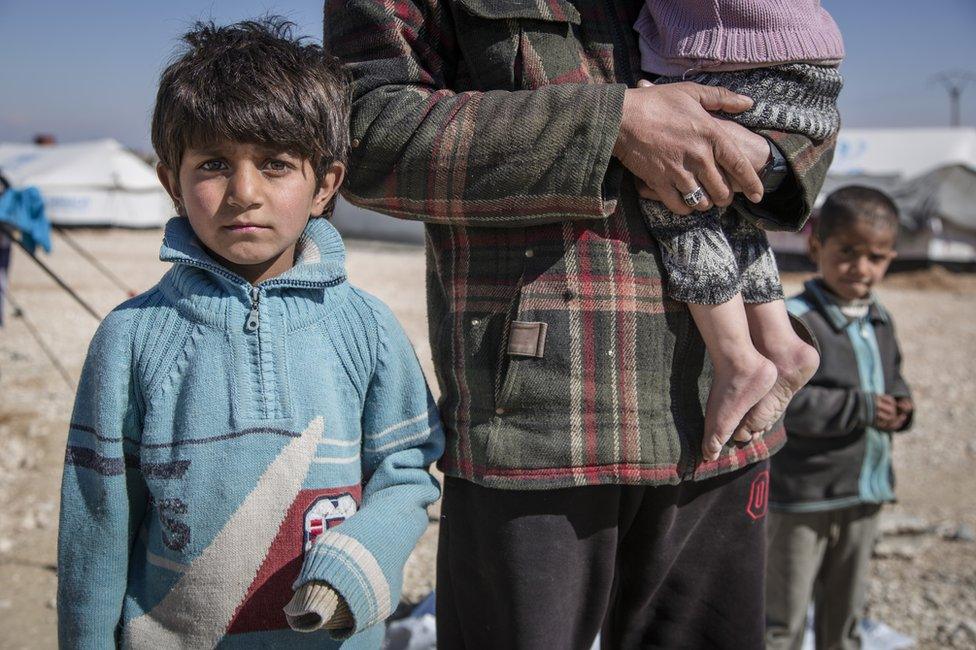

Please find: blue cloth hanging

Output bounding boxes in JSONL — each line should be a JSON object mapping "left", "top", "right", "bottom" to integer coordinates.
{"left": 0, "top": 186, "right": 52, "bottom": 253}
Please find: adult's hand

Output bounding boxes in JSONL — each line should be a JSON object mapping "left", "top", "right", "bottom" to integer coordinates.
{"left": 613, "top": 81, "right": 765, "bottom": 215}
{"left": 635, "top": 119, "right": 771, "bottom": 204}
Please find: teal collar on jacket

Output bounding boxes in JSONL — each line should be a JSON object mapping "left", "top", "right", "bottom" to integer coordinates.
{"left": 803, "top": 279, "right": 889, "bottom": 332}
{"left": 157, "top": 216, "right": 349, "bottom": 330}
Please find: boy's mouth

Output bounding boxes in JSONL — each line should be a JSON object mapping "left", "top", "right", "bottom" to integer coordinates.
{"left": 224, "top": 223, "right": 270, "bottom": 233}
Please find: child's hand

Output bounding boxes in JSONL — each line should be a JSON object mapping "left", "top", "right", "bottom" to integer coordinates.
{"left": 894, "top": 397, "right": 914, "bottom": 429}
{"left": 873, "top": 394, "right": 903, "bottom": 431}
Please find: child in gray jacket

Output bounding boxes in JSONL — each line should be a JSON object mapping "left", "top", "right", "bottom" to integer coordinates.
{"left": 766, "top": 185, "right": 913, "bottom": 650}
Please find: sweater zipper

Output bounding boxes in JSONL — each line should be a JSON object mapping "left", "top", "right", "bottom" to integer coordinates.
{"left": 246, "top": 286, "right": 261, "bottom": 332}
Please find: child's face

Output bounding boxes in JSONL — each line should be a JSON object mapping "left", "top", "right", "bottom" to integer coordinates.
{"left": 809, "top": 220, "right": 897, "bottom": 301}
{"left": 158, "top": 141, "right": 344, "bottom": 285}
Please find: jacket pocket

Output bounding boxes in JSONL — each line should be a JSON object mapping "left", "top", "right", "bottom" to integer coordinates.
{"left": 452, "top": 0, "right": 584, "bottom": 90}
{"left": 433, "top": 297, "right": 522, "bottom": 420}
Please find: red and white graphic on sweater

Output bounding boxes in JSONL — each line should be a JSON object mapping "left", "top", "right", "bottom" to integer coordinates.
{"left": 304, "top": 493, "right": 358, "bottom": 550}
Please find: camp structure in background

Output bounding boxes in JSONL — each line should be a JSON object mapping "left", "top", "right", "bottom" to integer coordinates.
{"left": 770, "top": 127, "right": 976, "bottom": 270}
{"left": 0, "top": 139, "right": 170, "bottom": 228}
{"left": 2, "top": 130, "right": 975, "bottom": 267}
{"left": 332, "top": 198, "right": 425, "bottom": 245}
{"left": 333, "top": 127, "right": 976, "bottom": 269}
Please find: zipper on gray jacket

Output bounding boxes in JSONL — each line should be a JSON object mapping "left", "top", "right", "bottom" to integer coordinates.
{"left": 246, "top": 286, "right": 261, "bottom": 332}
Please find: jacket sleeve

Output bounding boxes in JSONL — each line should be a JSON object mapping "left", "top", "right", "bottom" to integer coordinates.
{"left": 57, "top": 310, "right": 147, "bottom": 648}
{"left": 737, "top": 131, "right": 838, "bottom": 232}
{"left": 784, "top": 382, "right": 875, "bottom": 438}
{"left": 326, "top": 0, "right": 626, "bottom": 227}
{"left": 290, "top": 297, "right": 444, "bottom": 637}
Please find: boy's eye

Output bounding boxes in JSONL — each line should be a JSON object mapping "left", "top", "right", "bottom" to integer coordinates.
{"left": 265, "top": 159, "right": 292, "bottom": 173}
{"left": 199, "top": 160, "right": 227, "bottom": 172}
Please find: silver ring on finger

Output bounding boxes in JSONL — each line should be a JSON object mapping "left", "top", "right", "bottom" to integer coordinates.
{"left": 682, "top": 186, "right": 707, "bottom": 208}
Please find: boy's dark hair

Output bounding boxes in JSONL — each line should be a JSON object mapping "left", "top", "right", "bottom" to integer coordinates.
{"left": 815, "top": 185, "right": 900, "bottom": 241}
{"left": 151, "top": 17, "right": 349, "bottom": 216}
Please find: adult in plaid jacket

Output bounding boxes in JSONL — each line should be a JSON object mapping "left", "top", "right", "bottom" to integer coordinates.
{"left": 325, "top": 0, "right": 836, "bottom": 645}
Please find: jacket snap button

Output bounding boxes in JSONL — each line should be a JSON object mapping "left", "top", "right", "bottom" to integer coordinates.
{"left": 351, "top": 138, "right": 361, "bottom": 148}
{"left": 524, "top": 248, "right": 534, "bottom": 258}
{"left": 563, "top": 290, "right": 575, "bottom": 301}
{"left": 495, "top": 407, "right": 505, "bottom": 415}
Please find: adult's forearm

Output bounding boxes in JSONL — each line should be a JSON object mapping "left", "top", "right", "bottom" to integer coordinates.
{"left": 343, "top": 82, "right": 626, "bottom": 227}
{"left": 327, "top": 0, "right": 626, "bottom": 227}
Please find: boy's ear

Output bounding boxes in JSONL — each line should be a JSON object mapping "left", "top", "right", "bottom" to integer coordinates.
{"left": 156, "top": 163, "right": 182, "bottom": 210}
{"left": 312, "top": 162, "right": 346, "bottom": 216}
{"left": 807, "top": 232, "right": 821, "bottom": 264}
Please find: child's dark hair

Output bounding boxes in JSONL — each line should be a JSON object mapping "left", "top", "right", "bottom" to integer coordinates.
{"left": 815, "top": 185, "right": 900, "bottom": 241}
{"left": 151, "top": 17, "right": 349, "bottom": 215}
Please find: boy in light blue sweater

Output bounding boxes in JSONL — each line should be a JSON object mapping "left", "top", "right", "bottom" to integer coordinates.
{"left": 56, "top": 18, "right": 444, "bottom": 648}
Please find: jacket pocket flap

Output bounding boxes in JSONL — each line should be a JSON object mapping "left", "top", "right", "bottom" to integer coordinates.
{"left": 455, "top": 0, "right": 581, "bottom": 24}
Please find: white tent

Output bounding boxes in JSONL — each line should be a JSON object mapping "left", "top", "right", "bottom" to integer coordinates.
{"left": 831, "top": 127, "right": 976, "bottom": 179}
{"left": 0, "top": 139, "right": 170, "bottom": 227}
{"left": 768, "top": 128, "right": 976, "bottom": 266}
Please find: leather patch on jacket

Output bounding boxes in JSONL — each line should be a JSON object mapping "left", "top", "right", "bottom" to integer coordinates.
{"left": 508, "top": 321, "right": 547, "bottom": 358}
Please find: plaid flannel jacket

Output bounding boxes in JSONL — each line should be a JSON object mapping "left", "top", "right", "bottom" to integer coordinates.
{"left": 326, "top": 0, "right": 837, "bottom": 489}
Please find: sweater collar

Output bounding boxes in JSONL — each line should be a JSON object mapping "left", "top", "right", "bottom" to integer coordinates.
{"left": 159, "top": 216, "right": 347, "bottom": 289}
{"left": 804, "top": 279, "right": 888, "bottom": 332}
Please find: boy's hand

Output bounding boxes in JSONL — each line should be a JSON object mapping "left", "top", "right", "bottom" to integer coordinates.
{"left": 873, "top": 394, "right": 905, "bottom": 431}
{"left": 894, "top": 397, "right": 914, "bottom": 429}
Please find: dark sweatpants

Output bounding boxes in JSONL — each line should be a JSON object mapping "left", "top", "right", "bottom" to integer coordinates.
{"left": 436, "top": 460, "right": 770, "bottom": 650}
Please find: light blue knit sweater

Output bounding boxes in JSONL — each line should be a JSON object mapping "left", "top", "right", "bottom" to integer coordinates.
{"left": 57, "top": 217, "right": 444, "bottom": 648}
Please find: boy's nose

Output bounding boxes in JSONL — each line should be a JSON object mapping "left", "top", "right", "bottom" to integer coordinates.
{"left": 226, "top": 166, "right": 262, "bottom": 209}
{"left": 854, "top": 256, "right": 872, "bottom": 276}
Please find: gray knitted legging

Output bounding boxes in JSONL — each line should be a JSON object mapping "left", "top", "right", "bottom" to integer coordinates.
{"left": 641, "top": 63, "right": 842, "bottom": 304}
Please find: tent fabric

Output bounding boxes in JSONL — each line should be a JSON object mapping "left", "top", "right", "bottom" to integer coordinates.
{"left": 892, "top": 165, "right": 976, "bottom": 232}
{"left": 832, "top": 127, "right": 976, "bottom": 178}
{"left": 0, "top": 139, "right": 170, "bottom": 227}
{"left": 817, "top": 129, "right": 976, "bottom": 264}
{"left": 0, "top": 186, "right": 52, "bottom": 253}
{"left": 819, "top": 165, "right": 976, "bottom": 235}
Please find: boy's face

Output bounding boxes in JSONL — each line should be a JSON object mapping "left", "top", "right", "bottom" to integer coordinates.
{"left": 809, "top": 219, "right": 897, "bottom": 301}
{"left": 157, "top": 141, "right": 344, "bottom": 285}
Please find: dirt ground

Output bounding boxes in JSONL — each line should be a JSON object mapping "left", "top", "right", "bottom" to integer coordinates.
{"left": 0, "top": 229, "right": 973, "bottom": 649}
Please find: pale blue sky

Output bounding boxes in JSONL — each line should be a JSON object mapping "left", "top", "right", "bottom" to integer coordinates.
{"left": 1, "top": 0, "right": 975, "bottom": 151}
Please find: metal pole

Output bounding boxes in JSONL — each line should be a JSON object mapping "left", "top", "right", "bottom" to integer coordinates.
{"left": 931, "top": 71, "right": 976, "bottom": 128}
{"left": 0, "top": 223, "right": 102, "bottom": 321}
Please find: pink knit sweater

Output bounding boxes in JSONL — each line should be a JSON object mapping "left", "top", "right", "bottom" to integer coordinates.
{"left": 635, "top": 0, "right": 844, "bottom": 76}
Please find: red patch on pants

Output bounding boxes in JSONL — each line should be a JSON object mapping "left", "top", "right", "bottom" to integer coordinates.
{"left": 746, "top": 470, "right": 769, "bottom": 521}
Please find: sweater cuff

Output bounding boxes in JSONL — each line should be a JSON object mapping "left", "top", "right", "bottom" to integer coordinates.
{"left": 284, "top": 581, "right": 354, "bottom": 633}
{"left": 294, "top": 531, "right": 392, "bottom": 638}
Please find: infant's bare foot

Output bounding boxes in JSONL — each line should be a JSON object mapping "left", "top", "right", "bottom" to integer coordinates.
{"left": 702, "top": 351, "right": 777, "bottom": 462}
{"left": 734, "top": 338, "right": 820, "bottom": 439}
